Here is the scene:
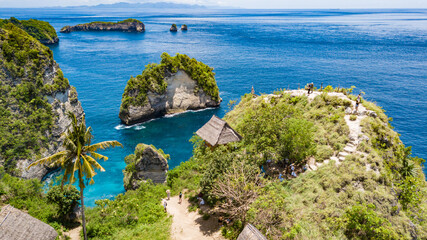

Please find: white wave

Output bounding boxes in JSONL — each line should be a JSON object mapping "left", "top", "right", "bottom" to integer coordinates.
{"left": 115, "top": 123, "right": 146, "bottom": 130}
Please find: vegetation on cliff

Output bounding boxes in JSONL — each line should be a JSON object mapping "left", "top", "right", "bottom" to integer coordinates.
{"left": 0, "top": 23, "right": 70, "bottom": 174}
{"left": 0, "top": 17, "right": 58, "bottom": 44}
{"left": 120, "top": 52, "right": 220, "bottom": 115}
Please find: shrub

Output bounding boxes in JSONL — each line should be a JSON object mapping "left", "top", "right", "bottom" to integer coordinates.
{"left": 350, "top": 115, "right": 357, "bottom": 121}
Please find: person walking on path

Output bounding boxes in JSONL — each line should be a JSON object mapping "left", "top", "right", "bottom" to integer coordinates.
{"left": 179, "top": 192, "right": 183, "bottom": 204}
{"left": 355, "top": 93, "right": 361, "bottom": 112}
{"left": 307, "top": 82, "right": 314, "bottom": 94}
{"left": 166, "top": 189, "right": 171, "bottom": 200}
{"left": 163, "top": 199, "right": 168, "bottom": 212}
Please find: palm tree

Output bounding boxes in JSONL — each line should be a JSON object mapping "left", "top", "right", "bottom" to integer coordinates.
{"left": 28, "top": 112, "right": 122, "bottom": 240}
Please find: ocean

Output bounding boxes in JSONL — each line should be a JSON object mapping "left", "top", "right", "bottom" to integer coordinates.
{"left": 1, "top": 8, "right": 426, "bottom": 206}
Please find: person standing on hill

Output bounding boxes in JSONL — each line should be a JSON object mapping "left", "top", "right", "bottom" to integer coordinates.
{"left": 166, "top": 189, "right": 171, "bottom": 200}
{"left": 355, "top": 94, "right": 362, "bottom": 112}
{"left": 179, "top": 192, "right": 183, "bottom": 204}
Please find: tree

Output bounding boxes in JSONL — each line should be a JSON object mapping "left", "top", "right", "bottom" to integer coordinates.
{"left": 212, "top": 160, "right": 262, "bottom": 224}
{"left": 47, "top": 185, "right": 80, "bottom": 220}
{"left": 28, "top": 112, "right": 122, "bottom": 240}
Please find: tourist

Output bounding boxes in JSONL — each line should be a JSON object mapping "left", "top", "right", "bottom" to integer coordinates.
{"left": 310, "top": 82, "right": 314, "bottom": 94}
{"left": 179, "top": 192, "right": 183, "bottom": 204}
{"left": 163, "top": 200, "right": 167, "bottom": 212}
{"left": 166, "top": 189, "right": 170, "bottom": 200}
{"left": 278, "top": 173, "right": 284, "bottom": 182}
{"left": 355, "top": 94, "right": 361, "bottom": 112}
{"left": 291, "top": 164, "right": 297, "bottom": 177}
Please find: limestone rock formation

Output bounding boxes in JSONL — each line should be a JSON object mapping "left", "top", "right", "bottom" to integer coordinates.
{"left": 119, "top": 53, "right": 221, "bottom": 125}
{"left": 123, "top": 144, "right": 169, "bottom": 191}
{"left": 60, "top": 19, "right": 144, "bottom": 33}
{"left": 170, "top": 24, "right": 178, "bottom": 32}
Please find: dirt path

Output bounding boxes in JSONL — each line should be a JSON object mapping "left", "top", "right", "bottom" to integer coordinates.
{"left": 64, "top": 225, "right": 81, "bottom": 240}
{"left": 166, "top": 195, "right": 224, "bottom": 240}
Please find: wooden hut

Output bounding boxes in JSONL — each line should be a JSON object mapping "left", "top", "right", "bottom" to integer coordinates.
{"left": 196, "top": 115, "right": 242, "bottom": 147}
{"left": 237, "top": 224, "right": 267, "bottom": 240}
{"left": 0, "top": 205, "right": 58, "bottom": 240}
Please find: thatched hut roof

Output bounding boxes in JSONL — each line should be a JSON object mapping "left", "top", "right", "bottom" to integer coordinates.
{"left": 237, "top": 224, "right": 267, "bottom": 240}
{"left": 196, "top": 115, "right": 242, "bottom": 146}
{"left": 0, "top": 205, "right": 58, "bottom": 240}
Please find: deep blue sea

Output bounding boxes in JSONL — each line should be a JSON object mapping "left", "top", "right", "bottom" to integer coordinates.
{"left": 1, "top": 8, "right": 426, "bottom": 206}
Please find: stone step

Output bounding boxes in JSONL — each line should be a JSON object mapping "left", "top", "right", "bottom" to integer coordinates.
{"left": 309, "top": 164, "right": 318, "bottom": 171}
{"left": 330, "top": 156, "right": 339, "bottom": 162}
{"left": 339, "top": 151, "right": 349, "bottom": 157}
{"left": 343, "top": 146, "right": 356, "bottom": 153}
{"left": 339, "top": 156, "right": 346, "bottom": 161}
{"left": 323, "top": 160, "right": 330, "bottom": 165}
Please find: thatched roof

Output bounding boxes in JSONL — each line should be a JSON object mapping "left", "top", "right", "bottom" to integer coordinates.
{"left": 0, "top": 205, "right": 58, "bottom": 240}
{"left": 237, "top": 224, "right": 267, "bottom": 240}
{"left": 196, "top": 115, "right": 242, "bottom": 146}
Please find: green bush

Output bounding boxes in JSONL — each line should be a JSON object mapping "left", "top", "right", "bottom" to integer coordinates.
{"left": 46, "top": 185, "right": 80, "bottom": 219}
{"left": 342, "top": 203, "right": 399, "bottom": 239}
{"left": 0, "top": 17, "right": 58, "bottom": 44}
{"left": 85, "top": 181, "right": 170, "bottom": 239}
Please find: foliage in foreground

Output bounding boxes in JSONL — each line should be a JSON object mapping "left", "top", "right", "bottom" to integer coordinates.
{"left": 0, "top": 169, "right": 80, "bottom": 235}
{"left": 85, "top": 181, "right": 171, "bottom": 240}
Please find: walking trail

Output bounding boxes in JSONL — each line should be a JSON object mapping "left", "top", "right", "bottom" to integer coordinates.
{"left": 282, "top": 90, "right": 377, "bottom": 171}
{"left": 166, "top": 195, "right": 224, "bottom": 240}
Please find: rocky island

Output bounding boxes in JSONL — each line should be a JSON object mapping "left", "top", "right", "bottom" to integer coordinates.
{"left": 123, "top": 144, "right": 169, "bottom": 191}
{"left": 170, "top": 24, "right": 178, "bottom": 32}
{"left": 119, "top": 53, "right": 221, "bottom": 125}
{"left": 60, "top": 18, "right": 144, "bottom": 33}
{"left": 181, "top": 24, "right": 188, "bottom": 31}
{"left": 0, "top": 23, "right": 83, "bottom": 179}
{"left": 0, "top": 17, "right": 59, "bottom": 44}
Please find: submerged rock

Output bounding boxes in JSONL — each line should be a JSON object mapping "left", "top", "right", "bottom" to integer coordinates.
{"left": 60, "top": 19, "right": 144, "bottom": 33}
{"left": 123, "top": 144, "right": 169, "bottom": 191}
{"left": 181, "top": 24, "right": 188, "bottom": 31}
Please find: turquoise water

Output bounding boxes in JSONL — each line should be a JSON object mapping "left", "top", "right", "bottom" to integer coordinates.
{"left": 1, "top": 9, "right": 426, "bottom": 206}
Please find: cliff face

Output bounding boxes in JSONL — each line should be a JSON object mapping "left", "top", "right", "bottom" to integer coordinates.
{"left": 119, "top": 53, "right": 221, "bottom": 125}
{"left": 123, "top": 144, "right": 169, "bottom": 191}
{"left": 0, "top": 24, "right": 84, "bottom": 179}
{"left": 120, "top": 70, "right": 220, "bottom": 124}
{"left": 60, "top": 19, "right": 145, "bottom": 33}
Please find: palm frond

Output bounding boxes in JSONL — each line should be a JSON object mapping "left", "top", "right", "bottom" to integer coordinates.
{"left": 27, "top": 151, "right": 68, "bottom": 170}
{"left": 89, "top": 151, "right": 108, "bottom": 161}
{"left": 84, "top": 154, "right": 105, "bottom": 172}
{"left": 81, "top": 155, "right": 96, "bottom": 179}
{"left": 84, "top": 141, "right": 123, "bottom": 152}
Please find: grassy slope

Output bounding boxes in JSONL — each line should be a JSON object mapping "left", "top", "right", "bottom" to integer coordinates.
{"left": 169, "top": 90, "right": 427, "bottom": 239}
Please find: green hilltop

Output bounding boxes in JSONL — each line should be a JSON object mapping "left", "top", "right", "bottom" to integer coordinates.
{"left": 0, "top": 17, "right": 58, "bottom": 44}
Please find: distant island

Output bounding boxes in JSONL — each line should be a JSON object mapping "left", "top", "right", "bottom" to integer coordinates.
{"left": 0, "top": 17, "right": 58, "bottom": 44}
{"left": 119, "top": 53, "right": 221, "bottom": 125}
{"left": 60, "top": 18, "right": 144, "bottom": 33}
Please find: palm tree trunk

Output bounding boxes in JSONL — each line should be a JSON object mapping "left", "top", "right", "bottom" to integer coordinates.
{"left": 80, "top": 187, "right": 88, "bottom": 240}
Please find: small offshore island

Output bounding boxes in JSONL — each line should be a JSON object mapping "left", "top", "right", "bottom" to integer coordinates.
{"left": 119, "top": 53, "right": 221, "bottom": 125}
{"left": 60, "top": 18, "right": 145, "bottom": 33}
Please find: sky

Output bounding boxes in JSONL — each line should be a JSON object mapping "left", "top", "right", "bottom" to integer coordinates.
{"left": 0, "top": 0, "right": 427, "bottom": 9}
